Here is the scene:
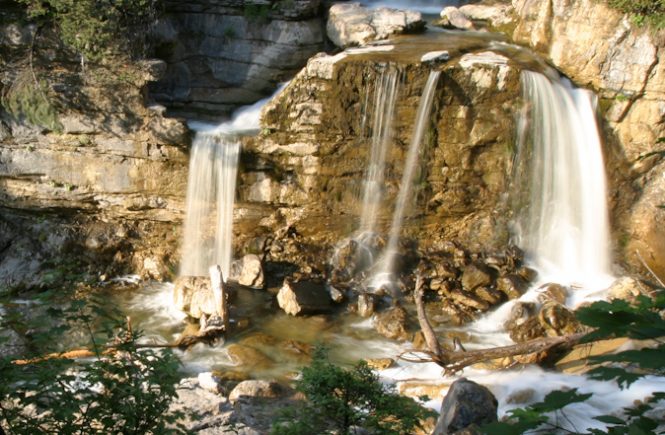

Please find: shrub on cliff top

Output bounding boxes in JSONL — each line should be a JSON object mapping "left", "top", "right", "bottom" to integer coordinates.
{"left": 17, "top": 0, "right": 160, "bottom": 62}
{"left": 606, "top": 0, "right": 665, "bottom": 29}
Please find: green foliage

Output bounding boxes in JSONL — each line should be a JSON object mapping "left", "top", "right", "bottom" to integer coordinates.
{"left": 272, "top": 346, "right": 436, "bottom": 435}
{"left": 17, "top": 0, "right": 160, "bottom": 61}
{"left": 605, "top": 0, "right": 665, "bottom": 29}
{"left": 482, "top": 288, "right": 665, "bottom": 434}
{"left": 0, "top": 294, "right": 187, "bottom": 434}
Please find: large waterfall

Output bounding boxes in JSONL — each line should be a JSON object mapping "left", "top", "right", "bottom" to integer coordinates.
{"left": 515, "top": 71, "right": 613, "bottom": 291}
{"left": 372, "top": 70, "right": 441, "bottom": 288}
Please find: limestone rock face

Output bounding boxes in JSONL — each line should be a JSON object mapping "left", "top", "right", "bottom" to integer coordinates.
{"left": 510, "top": 0, "right": 665, "bottom": 278}
{"left": 434, "top": 378, "right": 498, "bottom": 435}
{"left": 150, "top": 0, "right": 325, "bottom": 118}
{"left": 241, "top": 40, "right": 520, "bottom": 260}
{"left": 326, "top": 3, "right": 424, "bottom": 48}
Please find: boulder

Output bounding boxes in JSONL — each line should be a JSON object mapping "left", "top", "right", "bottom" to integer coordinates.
{"left": 231, "top": 254, "right": 265, "bottom": 288}
{"left": 326, "top": 3, "right": 424, "bottom": 48}
{"left": 459, "top": 4, "right": 514, "bottom": 27}
{"left": 228, "top": 380, "right": 286, "bottom": 404}
{"left": 277, "top": 279, "right": 332, "bottom": 316}
{"left": 374, "top": 304, "right": 409, "bottom": 341}
{"left": 173, "top": 276, "right": 217, "bottom": 319}
{"left": 461, "top": 263, "right": 493, "bottom": 291}
{"left": 433, "top": 378, "right": 498, "bottom": 435}
{"left": 438, "top": 6, "right": 474, "bottom": 30}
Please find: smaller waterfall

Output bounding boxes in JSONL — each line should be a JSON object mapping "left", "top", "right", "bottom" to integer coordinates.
{"left": 359, "top": 65, "right": 402, "bottom": 234}
{"left": 515, "top": 71, "right": 613, "bottom": 291}
{"left": 372, "top": 70, "right": 441, "bottom": 288}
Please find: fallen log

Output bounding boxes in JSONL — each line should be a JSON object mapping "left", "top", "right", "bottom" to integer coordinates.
{"left": 406, "top": 272, "right": 586, "bottom": 374}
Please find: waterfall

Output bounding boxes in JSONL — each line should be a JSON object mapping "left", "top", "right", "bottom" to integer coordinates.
{"left": 180, "top": 85, "right": 287, "bottom": 279}
{"left": 372, "top": 70, "right": 441, "bottom": 288}
{"left": 180, "top": 135, "right": 240, "bottom": 279}
{"left": 515, "top": 71, "right": 613, "bottom": 290}
{"left": 359, "top": 65, "right": 401, "bottom": 234}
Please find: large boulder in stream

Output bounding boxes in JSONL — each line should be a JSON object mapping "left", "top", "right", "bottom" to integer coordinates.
{"left": 434, "top": 378, "right": 498, "bottom": 435}
{"left": 277, "top": 279, "right": 332, "bottom": 316}
{"left": 326, "top": 3, "right": 425, "bottom": 48}
{"left": 173, "top": 276, "right": 217, "bottom": 319}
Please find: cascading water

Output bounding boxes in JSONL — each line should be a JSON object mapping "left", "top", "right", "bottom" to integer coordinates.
{"left": 180, "top": 135, "right": 240, "bottom": 279}
{"left": 372, "top": 70, "right": 440, "bottom": 288}
{"left": 514, "top": 71, "right": 613, "bottom": 295}
{"left": 180, "top": 86, "right": 286, "bottom": 279}
{"left": 358, "top": 65, "right": 401, "bottom": 234}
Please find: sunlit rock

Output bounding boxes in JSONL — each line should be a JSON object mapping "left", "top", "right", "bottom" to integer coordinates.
{"left": 230, "top": 254, "right": 265, "bottom": 289}
{"left": 228, "top": 380, "right": 287, "bottom": 404}
{"left": 276, "top": 279, "right": 332, "bottom": 316}
{"left": 326, "top": 3, "right": 424, "bottom": 48}
{"left": 459, "top": 4, "right": 514, "bottom": 27}
{"left": 438, "top": 6, "right": 473, "bottom": 30}
{"left": 374, "top": 304, "right": 409, "bottom": 341}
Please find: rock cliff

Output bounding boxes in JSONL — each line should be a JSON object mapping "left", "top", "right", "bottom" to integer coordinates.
{"left": 150, "top": 0, "right": 326, "bottom": 119}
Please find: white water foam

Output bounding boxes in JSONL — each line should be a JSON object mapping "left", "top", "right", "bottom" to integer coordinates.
{"left": 515, "top": 71, "right": 614, "bottom": 298}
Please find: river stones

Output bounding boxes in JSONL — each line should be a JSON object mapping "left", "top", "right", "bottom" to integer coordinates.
{"left": 607, "top": 276, "right": 645, "bottom": 304}
{"left": 496, "top": 274, "right": 528, "bottom": 300}
{"left": 461, "top": 263, "right": 494, "bottom": 291}
{"left": 374, "top": 304, "right": 409, "bottom": 341}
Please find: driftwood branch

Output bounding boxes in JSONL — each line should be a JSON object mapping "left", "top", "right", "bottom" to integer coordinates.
{"left": 409, "top": 272, "right": 585, "bottom": 374}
